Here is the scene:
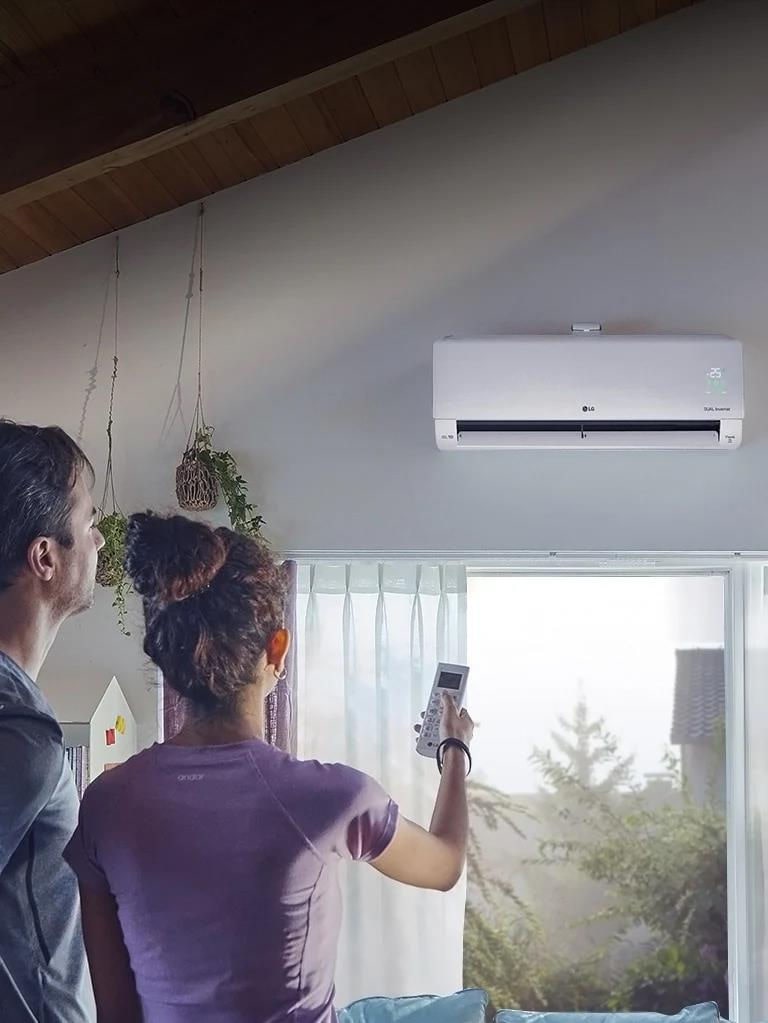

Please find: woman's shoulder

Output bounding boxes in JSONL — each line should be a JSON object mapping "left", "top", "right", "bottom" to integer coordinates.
{"left": 266, "top": 747, "right": 365, "bottom": 784}
{"left": 85, "top": 745, "right": 156, "bottom": 791}
{"left": 263, "top": 749, "right": 388, "bottom": 809}
{"left": 265, "top": 754, "right": 397, "bottom": 861}
{"left": 78, "top": 746, "right": 155, "bottom": 818}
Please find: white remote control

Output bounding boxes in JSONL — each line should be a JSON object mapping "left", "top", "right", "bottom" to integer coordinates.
{"left": 416, "top": 662, "right": 470, "bottom": 758}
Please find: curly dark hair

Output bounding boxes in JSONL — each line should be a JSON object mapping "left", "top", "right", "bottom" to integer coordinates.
{"left": 125, "top": 512, "right": 287, "bottom": 715}
{"left": 0, "top": 420, "right": 94, "bottom": 591}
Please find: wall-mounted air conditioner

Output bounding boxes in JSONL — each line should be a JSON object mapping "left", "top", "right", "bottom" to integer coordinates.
{"left": 433, "top": 334, "right": 743, "bottom": 451}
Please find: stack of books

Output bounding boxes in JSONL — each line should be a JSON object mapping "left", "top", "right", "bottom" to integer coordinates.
{"left": 64, "top": 745, "right": 90, "bottom": 799}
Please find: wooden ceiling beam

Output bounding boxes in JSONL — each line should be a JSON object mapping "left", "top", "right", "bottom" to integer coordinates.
{"left": 0, "top": 0, "right": 531, "bottom": 214}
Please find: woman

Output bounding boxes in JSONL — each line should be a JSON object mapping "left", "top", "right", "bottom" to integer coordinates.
{"left": 65, "top": 512, "right": 474, "bottom": 1023}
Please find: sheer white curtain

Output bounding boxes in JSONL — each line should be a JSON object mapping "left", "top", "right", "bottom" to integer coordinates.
{"left": 739, "top": 563, "right": 768, "bottom": 1023}
{"left": 297, "top": 562, "right": 467, "bottom": 1007}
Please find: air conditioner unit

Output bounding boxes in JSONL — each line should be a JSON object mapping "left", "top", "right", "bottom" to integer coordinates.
{"left": 433, "top": 335, "right": 743, "bottom": 451}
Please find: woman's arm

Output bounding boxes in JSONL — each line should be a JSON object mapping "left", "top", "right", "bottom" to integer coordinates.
{"left": 79, "top": 885, "right": 143, "bottom": 1023}
{"left": 370, "top": 696, "right": 474, "bottom": 892}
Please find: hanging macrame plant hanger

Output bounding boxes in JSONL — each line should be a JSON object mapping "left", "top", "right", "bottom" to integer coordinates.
{"left": 95, "top": 238, "right": 130, "bottom": 635}
{"left": 96, "top": 237, "right": 125, "bottom": 587}
{"left": 176, "top": 203, "right": 219, "bottom": 511}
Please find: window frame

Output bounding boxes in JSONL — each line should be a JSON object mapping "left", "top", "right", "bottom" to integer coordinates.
{"left": 465, "top": 559, "right": 745, "bottom": 1023}
{"left": 290, "top": 551, "right": 763, "bottom": 1022}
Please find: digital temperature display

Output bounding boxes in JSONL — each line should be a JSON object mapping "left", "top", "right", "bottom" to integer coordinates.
{"left": 437, "top": 671, "right": 462, "bottom": 691}
{"left": 706, "top": 368, "right": 727, "bottom": 395}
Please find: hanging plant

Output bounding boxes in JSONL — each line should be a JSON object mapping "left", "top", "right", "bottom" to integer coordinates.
{"left": 176, "top": 445, "right": 218, "bottom": 511}
{"left": 95, "top": 237, "right": 131, "bottom": 635}
{"left": 96, "top": 512, "right": 129, "bottom": 632}
{"left": 193, "top": 425, "right": 264, "bottom": 538}
{"left": 174, "top": 204, "right": 264, "bottom": 539}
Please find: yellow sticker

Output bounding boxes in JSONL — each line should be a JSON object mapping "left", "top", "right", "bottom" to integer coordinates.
{"left": 115, "top": 715, "right": 126, "bottom": 735}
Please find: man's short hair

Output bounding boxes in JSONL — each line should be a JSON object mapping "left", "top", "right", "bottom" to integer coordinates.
{"left": 0, "top": 421, "right": 94, "bottom": 590}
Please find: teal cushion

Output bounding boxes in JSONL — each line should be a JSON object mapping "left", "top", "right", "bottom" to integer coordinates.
{"left": 338, "top": 988, "right": 488, "bottom": 1023}
{"left": 495, "top": 1003, "right": 720, "bottom": 1023}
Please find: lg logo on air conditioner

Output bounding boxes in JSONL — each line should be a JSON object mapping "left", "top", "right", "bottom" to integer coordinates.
{"left": 582, "top": 405, "right": 596, "bottom": 413}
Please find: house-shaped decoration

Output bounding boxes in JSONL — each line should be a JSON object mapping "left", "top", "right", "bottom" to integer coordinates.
{"left": 59, "top": 676, "right": 138, "bottom": 790}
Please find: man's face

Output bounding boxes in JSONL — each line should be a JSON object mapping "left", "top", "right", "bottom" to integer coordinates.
{"left": 53, "top": 473, "right": 104, "bottom": 618}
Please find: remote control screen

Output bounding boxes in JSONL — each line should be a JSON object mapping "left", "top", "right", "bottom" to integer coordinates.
{"left": 437, "top": 671, "right": 462, "bottom": 691}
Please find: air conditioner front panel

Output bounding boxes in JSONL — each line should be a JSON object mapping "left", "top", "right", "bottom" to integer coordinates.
{"left": 433, "top": 336, "right": 744, "bottom": 422}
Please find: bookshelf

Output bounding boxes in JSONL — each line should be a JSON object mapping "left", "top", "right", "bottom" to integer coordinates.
{"left": 60, "top": 676, "right": 137, "bottom": 798}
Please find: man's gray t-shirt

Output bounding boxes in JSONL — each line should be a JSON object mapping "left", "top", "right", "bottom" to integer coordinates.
{"left": 0, "top": 651, "right": 93, "bottom": 1022}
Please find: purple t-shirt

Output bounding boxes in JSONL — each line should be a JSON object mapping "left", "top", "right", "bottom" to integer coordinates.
{"left": 64, "top": 740, "right": 399, "bottom": 1023}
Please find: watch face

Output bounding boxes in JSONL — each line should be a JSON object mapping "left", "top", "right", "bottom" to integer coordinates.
{"left": 437, "top": 671, "right": 462, "bottom": 691}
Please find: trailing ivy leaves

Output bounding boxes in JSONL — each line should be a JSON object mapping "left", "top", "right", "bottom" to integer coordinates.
{"left": 193, "top": 426, "right": 264, "bottom": 538}
{"left": 95, "top": 511, "right": 130, "bottom": 636}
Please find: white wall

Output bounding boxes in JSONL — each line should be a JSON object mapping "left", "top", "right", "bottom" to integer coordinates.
{"left": 1, "top": 0, "right": 766, "bottom": 743}
{"left": 88, "top": 676, "right": 138, "bottom": 779}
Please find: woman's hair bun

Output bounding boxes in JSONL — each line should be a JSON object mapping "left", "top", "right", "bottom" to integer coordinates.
{"left": 125, "top": 511, "right": 228, "bottom": 605}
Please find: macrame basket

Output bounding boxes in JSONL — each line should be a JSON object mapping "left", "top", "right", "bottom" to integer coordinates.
{"left": 175, "top": 447, "right": 218, "bottom": 511}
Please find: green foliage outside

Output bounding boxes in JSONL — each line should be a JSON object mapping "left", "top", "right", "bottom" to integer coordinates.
{"left": 463, "top": 701, "right": 728, "bottom": 1017}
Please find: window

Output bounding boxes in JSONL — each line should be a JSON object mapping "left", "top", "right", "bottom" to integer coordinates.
{"left": 465, "top": 573, "right": 727, "bottom": 1016}
{"left": 296, "top": 558, "right": 765, "bottom": 1020}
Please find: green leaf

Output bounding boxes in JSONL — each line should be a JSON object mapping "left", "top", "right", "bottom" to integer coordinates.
{"left": 96, "top": 511, "right": 131, "bottom": 636}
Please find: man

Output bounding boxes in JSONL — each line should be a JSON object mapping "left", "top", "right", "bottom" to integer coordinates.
{"left": 0, "top": 421, "right": 103, "bottom": 1022}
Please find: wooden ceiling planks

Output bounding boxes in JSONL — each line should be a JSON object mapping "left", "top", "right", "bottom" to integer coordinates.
{"left": 208, "top": 126, "right": 272, "bottom": 179}
{"left": 0, "top": 241, "right": 16, "bottom": 273}
{"left": 581, "top": 0, "right": 621, "bottom": 44}
{"left": 172, "top": 141, "right": 223, "bottom": 193}
{"left": 393, "top": 48, "right": 447, "bottom": 114}
{"left": 4, "top": 200, "right": 81, "bottom": 254}
{"left": 618, "top": 0, "right": 658, "bottom": 30}
{"left": 71, "top": 175, "right": 145, "bottom": 230}
{"left": 61, "top": 0, "right": 138, "bottom": 56}
{"left": 506, "top": 4, "right": 551, "bottom": 73}
{"left": 187, "top": 133, "right": 252, "bottom": 190}
{"left": 11, "top": 0, "right": 93, "bottom": 67}
{"left": 247, "top": 107, "right": 312, "bottom": 166}
{"left": 432, "top": 33, "right": 481, "bottom": 101}
{"left": 106, "top": 163, "right": 177, "bottom": 220}
{"left": 0, "top": 0, "right": 706, "bottom": 274}
{"left": 0, "top": 4, "right": 53, "bottom": 74}
{"left": 38, "top": 188, "right": 113, "bottom": 240}
{"left": 657, "top": 0, "right": 692, "bottom": 14}
{"left": 0, "top": 1, "right": 494, "bottom": 204}
{"left": 358, "top": 64, "right": 413, "bottom": 128}
{"left": 314, "top": 78, "right": 379, "bottom": 142}
{"left": 542, "top": 1, "right": 587, "bottom": 59}
{"left": 142, "top": 149, "right": 212, "bottom": 206}
{"left": 0, "top": 214, "right": 49, "bottom": 265}
{"left": 469, "top": 19, "right": 517, "bottom": 86}
{"left": 284, "top": 95, "right": 343, "bottom": 154}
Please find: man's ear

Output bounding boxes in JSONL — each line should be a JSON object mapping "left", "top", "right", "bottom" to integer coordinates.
{"left": 27, "top": 537, "right": 56, "bottom": 583}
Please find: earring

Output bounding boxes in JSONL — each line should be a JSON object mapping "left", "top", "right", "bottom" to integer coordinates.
{"left": 274, "top": 668, "right": 288, "bottom": 683}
